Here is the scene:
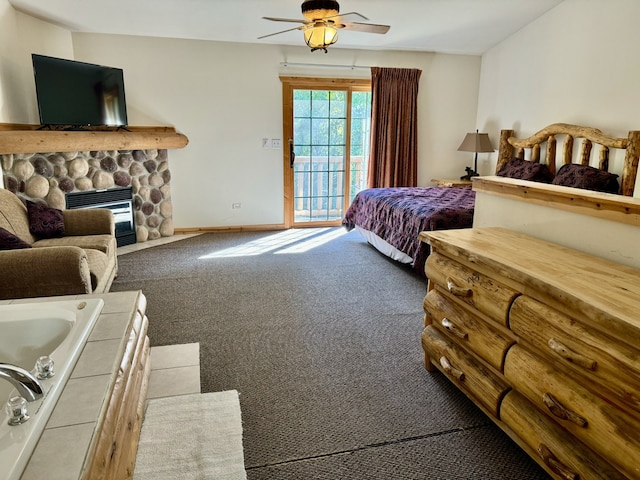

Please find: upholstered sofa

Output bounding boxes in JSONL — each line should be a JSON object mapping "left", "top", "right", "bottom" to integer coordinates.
{"left": 0, "top": 188, "right": 117, "bottom": 300}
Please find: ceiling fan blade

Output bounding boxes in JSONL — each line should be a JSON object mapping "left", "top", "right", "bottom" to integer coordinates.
{"left": 331, "top": 12, "right": 369, "bottom": 22}
{"left": 340, "top": 22, "right": 390, "bottom": 34}
{"left": 262, "top": 16, "right": 308, "bottom": 24}
{"left": 258, "top": 25, "right": 306, "bottom": 40}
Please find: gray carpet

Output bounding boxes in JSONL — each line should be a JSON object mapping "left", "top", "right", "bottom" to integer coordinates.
{"left": 112, "top": 228, "right": 550, "bottom": 479}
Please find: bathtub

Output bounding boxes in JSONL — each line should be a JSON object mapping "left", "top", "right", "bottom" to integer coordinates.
{"left": 0, "top": 298, "right": 104, "bottom": 480}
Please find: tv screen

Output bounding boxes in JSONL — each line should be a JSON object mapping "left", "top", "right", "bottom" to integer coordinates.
{"left": 32, "top": 54, "right": 128, "bottom": 127}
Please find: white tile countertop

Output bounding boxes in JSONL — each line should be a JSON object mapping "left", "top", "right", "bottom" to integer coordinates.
{"left": 7, "top": 291, "right": 145, "bottom": 480}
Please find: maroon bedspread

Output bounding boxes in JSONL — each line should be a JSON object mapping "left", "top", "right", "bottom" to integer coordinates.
{"left": 342, "top": 186, "right": 475, "bottom": 274}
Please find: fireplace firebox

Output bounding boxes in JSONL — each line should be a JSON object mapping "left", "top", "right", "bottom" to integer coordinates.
{"left": 66, "top": 187, "right": 136, "bottom": 247}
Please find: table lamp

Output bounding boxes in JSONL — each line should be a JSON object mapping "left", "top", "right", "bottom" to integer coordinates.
{"left": 457, "top": 129, "right": 494, "bottom": 180}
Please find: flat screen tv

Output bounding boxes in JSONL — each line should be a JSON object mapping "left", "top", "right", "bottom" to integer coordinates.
{"left": 32, "top": 54, "right": 128, "bottom": 128}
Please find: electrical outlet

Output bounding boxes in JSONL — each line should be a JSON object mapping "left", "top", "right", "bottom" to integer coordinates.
{"left": 272, "top": 139, "right": 282, "bottom": 149}
{"left": 262, "top": 138, "right": 270, "bottom": 148}
{"left": 232, "top": 203, "right": 241, "bottom": 209}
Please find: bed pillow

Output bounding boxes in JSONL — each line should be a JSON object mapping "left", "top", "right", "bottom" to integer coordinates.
{"left": 551, "top": 164, "right": 620, "bottom": 194}
{"left": 26, "top": 200, "right": 65, "bottom": 239}
{"left": 496, "top": 158, "right": 554, "bottom": 183}
{"left": 0, "top": 227, "right": 32, "bottom": 250}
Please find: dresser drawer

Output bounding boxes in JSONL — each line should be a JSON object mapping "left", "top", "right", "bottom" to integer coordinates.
{"left": 504, "top": 345, "right": 640, "bottom": 479}
{"left": 510, "top": 295, "right": 640, "bottom": 417}
{"left": 425, "top": 252, "right": 519, "bottom": 327}
{"left": 501, "top": 391, "right": 627, "bottom": 480}
{"left": 424, "top": 288, "right": 514, "bottom": 371}
{"left": 422, "top": 325, "right": 510, "bottom": 417}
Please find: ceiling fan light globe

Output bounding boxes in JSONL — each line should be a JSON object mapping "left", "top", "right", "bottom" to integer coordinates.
{"left": 304, "top": 26, "right": 338, "bottom": 50}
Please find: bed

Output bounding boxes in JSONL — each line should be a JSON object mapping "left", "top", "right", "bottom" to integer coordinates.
{"left": 343, "top": 122, "right": 639, "bottom": 275}
{"left": 342, "top": 186, "right": 475, "bottom": 274}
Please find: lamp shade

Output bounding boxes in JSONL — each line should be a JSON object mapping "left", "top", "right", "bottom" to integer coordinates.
{"left": 457, "top": 130, "right": 494, "bottom": 153}
{"left": 304, "top": 26, "right": 338, "bottom": 50}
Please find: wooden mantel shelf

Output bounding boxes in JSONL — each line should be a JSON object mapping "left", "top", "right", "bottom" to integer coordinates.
{"left": 0, "top": 123, "right": 189, "bottom": 154}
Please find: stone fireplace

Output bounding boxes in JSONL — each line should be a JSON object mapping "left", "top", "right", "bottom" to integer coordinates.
{"left": 1, "top": 148, "right": 173, "bottom": 242}
{"left": 0, "top": 124, "right": 188, "bottom": 242}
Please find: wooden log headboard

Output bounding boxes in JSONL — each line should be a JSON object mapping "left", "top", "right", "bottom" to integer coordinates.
{"left": 495, "top": 123, "right": 640, "bottom": 196}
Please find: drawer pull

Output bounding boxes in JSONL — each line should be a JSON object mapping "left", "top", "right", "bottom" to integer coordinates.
{"left": 441, "top": 318, "right": 469, "bottom": 340}
{"left": 542, "top": 393, "right": 588, "bottom": 427}
{"left": 548, "top": 338, "right": 598, "bottom": 371}
{"left": 446, "top": 277, "right": 472, "bottom": 298}
{"left": 537, "top": 443, "right": 579, "bottom": 480}
{"left": 439, "top": 356, "right": 465, "bottom": 381}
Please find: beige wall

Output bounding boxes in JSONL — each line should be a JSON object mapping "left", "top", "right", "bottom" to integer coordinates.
{"left": 70, "top": 34, "right": 481, "bottom": 228}
{"left": 473, "top": 187, "right": 640, "bottom": 268}
{"left": 474, "top": 0, "right": 640, "bottom": 265}
{"left": 0, "top": 0, "right": 73, "bottom": 124}
{"left": 476, "top": 0, "right": 640, "bottom": 196}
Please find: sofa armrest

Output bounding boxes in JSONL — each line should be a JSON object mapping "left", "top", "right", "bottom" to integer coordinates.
{"left": 0, "top": 246, "right": 92, "bottom": 300}
{"left": 63, "top": 209, "right": 115, "bottom": 236}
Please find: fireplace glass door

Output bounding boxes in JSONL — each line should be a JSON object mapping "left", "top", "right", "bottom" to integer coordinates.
{"left": 66, "top": 187, "right": 136, "bottom": 247}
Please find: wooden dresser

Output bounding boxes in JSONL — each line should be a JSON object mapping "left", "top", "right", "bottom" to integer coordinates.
{"left": 419, "top": 227, "right": 640, "bottom": 480}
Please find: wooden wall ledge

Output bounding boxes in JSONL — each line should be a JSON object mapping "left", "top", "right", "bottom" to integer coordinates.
{"left": 0, "top": 123, "right": 189, "bottom": 154}
{"left": 473, "top": 176, "right": 640, "bottom": 227}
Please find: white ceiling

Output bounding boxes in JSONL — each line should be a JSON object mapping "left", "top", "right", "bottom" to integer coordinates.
{"left": 10, "top": 0, "right": 564, "bottom": 55}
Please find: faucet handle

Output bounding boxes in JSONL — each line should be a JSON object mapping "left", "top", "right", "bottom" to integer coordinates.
{"left": 36, "top": 356, "right": 55, "bottom": 379}
{"left": 5, "top": 396, "right": 30, "bottom": 425}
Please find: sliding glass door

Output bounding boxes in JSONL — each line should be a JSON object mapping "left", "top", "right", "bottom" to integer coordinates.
{"left": 281, "top": 77, "right": 371, "bottom": 228}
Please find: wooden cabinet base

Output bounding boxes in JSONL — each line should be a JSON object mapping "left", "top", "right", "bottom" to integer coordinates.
{"left": 83, "top": 306, "right": 151, "bottom": 480}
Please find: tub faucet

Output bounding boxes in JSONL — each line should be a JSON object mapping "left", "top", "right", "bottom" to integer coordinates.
{"left": 0, "top": 364, "right": 44, "bottom": 402}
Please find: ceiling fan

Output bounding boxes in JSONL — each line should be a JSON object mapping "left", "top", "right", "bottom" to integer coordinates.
{"left": 259, "top": 0, "right": 390, "bottom": 53}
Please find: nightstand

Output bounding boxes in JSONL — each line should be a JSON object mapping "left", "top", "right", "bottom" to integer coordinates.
{"left": 431, "top": 178, "right": 473, "bottom": 187}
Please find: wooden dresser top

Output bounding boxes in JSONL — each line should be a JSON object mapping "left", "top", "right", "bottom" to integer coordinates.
{"left": 420, "top": 227, "right": 640, "bottom": 343}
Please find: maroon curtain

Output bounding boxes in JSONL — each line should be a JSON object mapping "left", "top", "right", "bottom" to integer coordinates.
{"left": 367, "top": 67, "right": 422, "bottom": 188}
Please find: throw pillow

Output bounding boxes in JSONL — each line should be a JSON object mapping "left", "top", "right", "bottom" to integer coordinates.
{"left": 551, "top": 164, "right": 620, "bottom": 194}
{"left": 0, "top": 227, "right": 32, "bottom": 250}
{"left": 496, "top": 158, "right": 554, "bottom": 183}
{"left": 26, "top": 200, "right": 65, "bottom": 239}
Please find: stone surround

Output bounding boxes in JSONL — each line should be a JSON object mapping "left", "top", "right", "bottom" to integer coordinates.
{"left": 1, "top": 149, "right": 173, "bottom": 242}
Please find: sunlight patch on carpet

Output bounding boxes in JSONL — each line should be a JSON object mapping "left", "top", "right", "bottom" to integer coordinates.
{"left": 199, "top": 228, "right": 341, "bottom": 259}
{"left": 275, "top": 227, "right": 346, "bottom": 254}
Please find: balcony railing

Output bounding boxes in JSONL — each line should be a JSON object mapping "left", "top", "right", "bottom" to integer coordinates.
{"left": 293, "top": 156, "right": 367, "bottom": 221}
